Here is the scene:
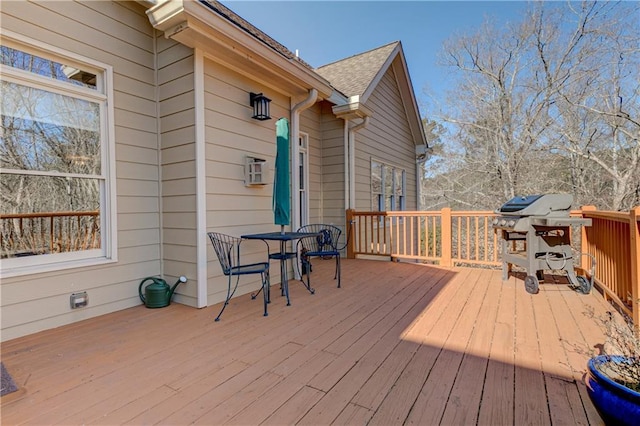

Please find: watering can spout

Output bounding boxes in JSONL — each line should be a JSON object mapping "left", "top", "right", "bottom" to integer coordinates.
{"left": 169, "top": 276, "right": 188, "bottom": 298}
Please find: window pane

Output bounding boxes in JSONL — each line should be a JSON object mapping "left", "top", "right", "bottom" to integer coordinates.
{"left": 1, "top": 174, "right": 100, "bottom": 214}
{"left": 1, "top": 81, "right": 101, "bottom": 175}
{"left": 1, "top": 45, "right": 97, "bottom": 89}
{"left": 299, "top": 195, "right": 306, "bottom": 225}
{"left": 395, "top": 169, "right": 403, "bottom": 195}
{"left": 372, "top": 161, "right": 382, "bottom": 194}
{"left": 384, "top": 165, "right": 393, "bottom": 200}
{"left": 299, "top": 152, "right": 304, "bottom": 190}
{"left": 0, "top": 175, "right": 101, "bottom": 258}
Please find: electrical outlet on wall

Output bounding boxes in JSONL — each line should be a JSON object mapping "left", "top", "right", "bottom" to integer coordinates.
{"left": 70, "top": 292, "right": 88, "bottom": 309}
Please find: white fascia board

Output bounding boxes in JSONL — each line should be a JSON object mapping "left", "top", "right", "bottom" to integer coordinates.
{"left": 391, "top": 50, "right": 428, "bottom": 147}
{"left": 136, "top": 0, "right": 160, "bottom": 7}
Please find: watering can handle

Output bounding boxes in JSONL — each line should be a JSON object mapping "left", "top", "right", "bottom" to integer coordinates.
{"left": 138, "top": 277, "right": 161, "bottom": 303}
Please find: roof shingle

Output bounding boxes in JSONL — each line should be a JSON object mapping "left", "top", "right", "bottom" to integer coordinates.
{"left": 315, "top": 42, "right": 399, "bottom": 97}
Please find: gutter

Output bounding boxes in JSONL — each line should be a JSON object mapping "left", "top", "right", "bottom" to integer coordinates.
{"left": 333, "top": 97, "right": 371, "bottom": 212}
{"left": 415, "top": 144, "right": 431, "bottom": 210}
{"left": 416, "top": 160, "right": 422, "bottom": 211}
{"left": 345, "top": 117, "right": 369, "bottom": 210}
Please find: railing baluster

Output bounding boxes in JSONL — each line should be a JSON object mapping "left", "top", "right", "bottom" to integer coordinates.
{"left": 475, "top": 216, "right": 480, "bottom": 261}
{"left": 50, "top": 216, "right": 55, "bottom": 253}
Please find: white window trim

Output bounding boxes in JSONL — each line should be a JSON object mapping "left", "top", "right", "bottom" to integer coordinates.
{"left": 0, "top": 30, "right": 117, "bottom": 278}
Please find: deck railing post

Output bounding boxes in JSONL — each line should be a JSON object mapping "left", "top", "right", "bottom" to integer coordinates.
{"left": 441, "top": 207, "right": 452, "bottom": 267}
{"left": 346, "top": 209, "right": 355, "bottom": 259}
{"left": 580, "top": 205, "right": 597, "bottom": 273}
{"left": 629, "top": 206, "right": 640, "bottom": 326}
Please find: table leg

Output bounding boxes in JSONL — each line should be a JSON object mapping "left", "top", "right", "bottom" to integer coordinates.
{"left": 281, "top": 241, "right": 291, "bottom": 306}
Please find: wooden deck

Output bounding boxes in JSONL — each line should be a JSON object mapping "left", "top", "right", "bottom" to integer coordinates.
{"left": 1, "top": 259, "right": 612, "bottom": 425}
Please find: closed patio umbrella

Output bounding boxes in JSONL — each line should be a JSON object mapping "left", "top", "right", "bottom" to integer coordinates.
{"left": 273, "top": 117, "right": 290, "bottom": 233}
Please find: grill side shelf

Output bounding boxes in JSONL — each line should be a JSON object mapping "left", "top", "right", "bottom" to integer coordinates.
{"left": 529, "top": 217, "right": 592, "bottom": 227}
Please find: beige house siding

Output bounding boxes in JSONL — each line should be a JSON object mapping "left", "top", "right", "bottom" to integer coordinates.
{"left": 319, "top": 102, "right": 347, "bottom": 229}
{"left": 202, "top": 58, "right": 294, "bottom": 304}
{"left": 0, "top": 1, "right": 160, "bottom": 341}
{"left": 1, "top": 1, "right": 424, "bottom": 341}
{"left": 355, "top": 67, "right": 418, "bottom": 211}
{"left": 157, "top": 36, "right": 198, "bottom": 306}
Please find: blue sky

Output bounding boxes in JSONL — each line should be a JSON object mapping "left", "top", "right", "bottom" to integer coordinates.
{"left": 224, "top": 1, "right": 530, "bottom": 115}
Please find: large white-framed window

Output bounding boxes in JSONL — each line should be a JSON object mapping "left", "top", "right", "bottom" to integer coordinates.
{"left": 298, "top": 132, "right": 309, "bottom": 226}
{"left": 0, "top": 32, "right": 116, "bottom": 276}
{"left": 371, "top": 159, "right": 405, "bottom": 211}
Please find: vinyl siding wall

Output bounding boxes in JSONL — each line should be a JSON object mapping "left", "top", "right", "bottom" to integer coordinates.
{"left": 157, "top": 37, "right": 198, "bottom": 306}
{"left": 202, "top": 58, "right": 295, "bottom": 304}
{"left": 354, "top": 65, "right": 418, "bottom": 211}
{"left": 0, "top": 1, "right": 159, "bottom": 341}
{"left": 319, "top": 102, "right": 347, "bottom": 233}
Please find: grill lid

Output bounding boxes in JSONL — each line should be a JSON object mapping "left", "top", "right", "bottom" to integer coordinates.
{"left": 497, "top": 194, "right": 573, "bottom": 216}
{"left": 498, "top": 195, "right": 543, "bottom": 213}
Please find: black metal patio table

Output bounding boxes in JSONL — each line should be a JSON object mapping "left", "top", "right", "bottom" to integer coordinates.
{"left": 241, "top": 231, "right": 319, "bottom": 306}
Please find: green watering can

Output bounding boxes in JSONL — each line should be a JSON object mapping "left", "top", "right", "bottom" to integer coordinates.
{"left": 139, "top": 276, "right": 187, "bottom": 308}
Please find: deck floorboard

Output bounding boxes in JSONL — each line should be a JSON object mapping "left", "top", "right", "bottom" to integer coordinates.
{"left": 1, "top": 260, "right": 609, "bottom": 425}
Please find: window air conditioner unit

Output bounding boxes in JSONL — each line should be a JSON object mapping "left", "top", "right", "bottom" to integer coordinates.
{"left": 245, "top": 157, "right": 270, "bottom": 186}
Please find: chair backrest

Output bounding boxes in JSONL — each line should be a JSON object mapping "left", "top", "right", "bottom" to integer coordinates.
{"left": 297, "top": 224, "right": 342, "bottom": 253}
{"left": 207, "top": 232, "right": 240, "bottom": 275}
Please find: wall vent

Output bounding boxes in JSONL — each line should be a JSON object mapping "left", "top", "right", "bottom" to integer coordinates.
{"left": 245, "top": 157, "right": 269, "bottom": 186}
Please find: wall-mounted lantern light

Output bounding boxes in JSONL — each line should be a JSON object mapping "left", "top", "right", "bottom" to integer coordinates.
{"left": 250, "top": 92, "right": 271, "bottom": 121}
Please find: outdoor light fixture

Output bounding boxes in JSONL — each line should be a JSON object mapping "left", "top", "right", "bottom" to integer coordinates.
{"left": 250, "top": 92, "right": 271, "bottom": 121}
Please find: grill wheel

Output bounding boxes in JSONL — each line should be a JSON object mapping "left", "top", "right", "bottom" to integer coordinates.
{"left": 524, "top": 275, "right": 540, "bottom": 294}
{"left": 576, "top": 275, "right": 593, "bottom": 294}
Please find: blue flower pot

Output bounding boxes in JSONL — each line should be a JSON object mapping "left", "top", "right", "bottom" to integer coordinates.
{"left": 586, "top": 355, "right": 640, "bottom": 425}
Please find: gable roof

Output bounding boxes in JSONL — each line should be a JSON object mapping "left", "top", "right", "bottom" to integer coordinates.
{"left": 315, "top": 42, "right": 399, "bottom": 99}
{"left": 317, "top": 41, "right": 427, "bottom": 147}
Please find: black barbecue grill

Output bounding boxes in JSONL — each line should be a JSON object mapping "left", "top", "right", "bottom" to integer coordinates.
{"left": 493, "top": 194, "right": 592, "bottom": 294}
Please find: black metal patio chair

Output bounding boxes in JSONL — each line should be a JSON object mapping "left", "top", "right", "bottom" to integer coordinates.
{"left": 207, "top": 232, "right": 270, "bottom": 321}
{"left": 296, "top": 224, "right": 342, "bottom": 293}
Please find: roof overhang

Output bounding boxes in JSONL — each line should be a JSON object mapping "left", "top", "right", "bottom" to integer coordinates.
{"left": 145, "top": 0, "right": 335, "bottom": 100}
{"left": 331, "top": 96, "right": 373, "bottom": 120}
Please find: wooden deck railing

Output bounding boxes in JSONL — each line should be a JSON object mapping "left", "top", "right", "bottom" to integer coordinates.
{"left": 579, "top": 206, "right": 640, "bottom": 324}
{"left": 346, "top": 209, "right": 500, "bottom": 267}
{"left": 0, "top": 211, "right": 100, "bottom": 258}
{"left": 346, "top": 206, "right": 640, "bottom": 323}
